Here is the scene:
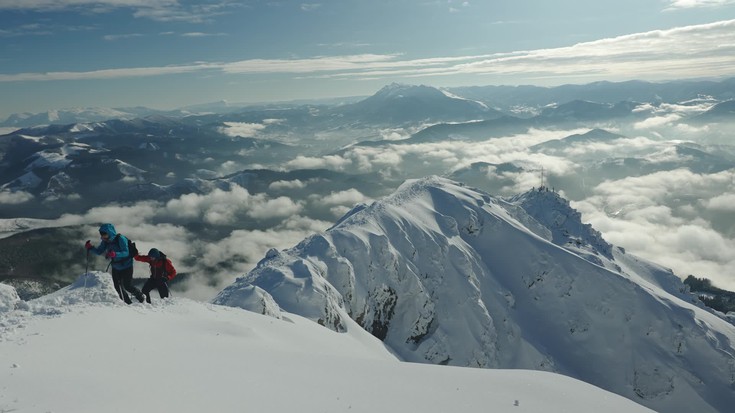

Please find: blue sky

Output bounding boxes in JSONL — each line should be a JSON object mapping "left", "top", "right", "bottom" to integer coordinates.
{"left": 1, "top": 0, "right": 735, "bottom": 118}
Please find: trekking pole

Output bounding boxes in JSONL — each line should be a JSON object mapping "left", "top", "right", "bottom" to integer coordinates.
{"left": 83, "top": 247, "right": 89, "bottom": 301}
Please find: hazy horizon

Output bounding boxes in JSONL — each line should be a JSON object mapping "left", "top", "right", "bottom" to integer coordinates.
{"left": 1, "top": 1, "right": 735, "bottom": 118}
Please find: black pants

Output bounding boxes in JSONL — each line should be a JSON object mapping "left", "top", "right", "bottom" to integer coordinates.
{"left": 111, "top": 267, "right": 144, "bottom": 304}
{"left": 141, "top": 277, "right": 169, "bottom": 303}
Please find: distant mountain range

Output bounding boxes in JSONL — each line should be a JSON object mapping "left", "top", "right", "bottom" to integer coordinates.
{"left": 0, "top": 107, "right": 195, "bottom": 129}
{"left": 447, "top": 77, "right": 735, "bottom": 111}
{"left": 2, "top": 79, "right": 733, "bottom": 219}
{"left": 4, "top": 78, "right": 735, "bottom": 129}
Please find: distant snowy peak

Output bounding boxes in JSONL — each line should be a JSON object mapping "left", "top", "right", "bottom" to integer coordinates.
{"left": 374, "top": 83, "right": 457, "bottom": 100}
{"left": 0, "top": 108, "right": 135, "bottom": 128}
{"left": 0, "top": 106, "right": 193, "bottom": 129}
{"left": 371, "top": 82, "right": 413, "bottom": 98}
{"left": 369, "top": 83, "right": 486, "bottom": 108}
{"left": 342, "top": 83, "right": 499, "bottom": 123}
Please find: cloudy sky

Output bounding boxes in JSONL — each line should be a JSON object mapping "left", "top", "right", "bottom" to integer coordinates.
{"left": 1, "top": 0, "right": 735, "bottom": 118}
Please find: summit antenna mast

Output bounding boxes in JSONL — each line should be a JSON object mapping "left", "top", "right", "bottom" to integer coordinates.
{"left": 541, "top": 166, "right": 545, "bottom": 189}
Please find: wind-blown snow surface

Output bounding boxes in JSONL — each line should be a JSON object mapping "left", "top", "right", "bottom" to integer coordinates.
{"left": 0, "top": 274, "right": 652, "bottom": 413}
{"left": 214, "top": 176, "right": 735, "bottom": 413}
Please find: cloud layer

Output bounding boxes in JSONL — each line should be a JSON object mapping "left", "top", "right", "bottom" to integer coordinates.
{"left": 0, "top": 0, "right": 238, "bottom": 23}
{"left": 266, "top": 111, "right": 735, "bottom": 291}
{"left": 2, "top": 20, "right": 734, "bottom": 85}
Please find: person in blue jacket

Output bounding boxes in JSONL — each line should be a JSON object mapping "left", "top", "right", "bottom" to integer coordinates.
{"left": 85, "top": 223, "right": 144, "bottom": 304}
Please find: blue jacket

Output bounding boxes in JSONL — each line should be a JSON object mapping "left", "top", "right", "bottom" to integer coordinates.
{"left": 90, "top": 223, "right": 134, "bottom": 270}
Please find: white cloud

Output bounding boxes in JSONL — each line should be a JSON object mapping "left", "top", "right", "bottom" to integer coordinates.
{"left": 216, "top": 160, "right": 246, "bottom": 176}
{"left": 269, "top": 179, "right": 307, "bottom": 190}
{"left": 380, "top": 128, "right": 411, "bottom": 141}
{"left": 181, "top": 32, "right": 227, "bottom": 37}
{"left": 558, "top": 136, "right": 663, "bottom": 158}
{"left": 594, "top": 169, "right": 734, "bottom": 207}
{"left": 4, "top": 20, "right": 733, "bottom": 84}
{"left": 300, "top": 3, "right": 321, "bottom": 11}
{"left": 285, "top": 155, "right": 352, "bottom": 171}
{"left": 219, "top": 122, "right": 266, "bottom": 138}
{"left": 703, "top": 193, "right": 735, "bottom": 211}
{"left": 158, "top": 184, "right": 303, "bottom": 225}
{"left": 313, "top": 189, "right": 370, "bottom": 216}
{"left": 60, "top": 201, "right": 160, "bottom": 227}
{"left": 675, "top": 123, "right": 711, "bottom": 134}
{"left": 246, "top": 196, "right": 303, "bottom": 220}
{"left": 279, "top": 128, "right": 584, "bottom": 181}
{"left": 103, "top": 33, "right": 143, "bottom": 41}
{"left": 163, "top": 186, "right": 247, "bottom": 224}
{"left": 633, "top": 114, "right": 682, "bottom": 129}
{"left": 664, "top": 0, "right": 735, "bottom": 9}
{"left": 0, "top": 0, "right": 239, "bottom": 23}
{"left": 0, "top": 190, "right": 34, "bottom": 204}
{"left": 573, "top": 168, "right": 735, "bottom": 290}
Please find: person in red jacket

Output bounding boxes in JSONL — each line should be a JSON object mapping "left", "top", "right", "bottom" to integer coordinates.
{"left": 134, "top": 248, "right": 176, "bottom": 304}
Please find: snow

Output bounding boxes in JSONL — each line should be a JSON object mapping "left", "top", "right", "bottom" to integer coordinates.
{"left": 69, "top": 123, "right": 95, "bottom": 132}
{"left": 23, "top": 143, "right": 104, "bottom": 172}
{"left": 102, "top": 158, "right": 147, "bottom": 177}
{"left": 24, "top": 151, "right": 73, "bottom": 171}
{"left": 215, "top": 176, "right": 735, "bottom": 413}
{"left": 0, "top": 272, "right": 653, "bottom": 413}
{"left": 17, "top": 134, "right": 44, "bottom": 142}
{"left": 0, "top": 217, "right": 59, "bottom": 239}
{"left": 1, "top": 171, "right": 42, "bottom": 189}
{"left": 440, "top": 88, "right": 490, "bottom": 109}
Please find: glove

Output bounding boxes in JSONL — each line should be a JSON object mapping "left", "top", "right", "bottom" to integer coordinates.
{"left": 159, "top": 276, "right": 168, "bottom": 283}
{"left": 105, "top": 250, "right": 116, "bottom": 259}
{"left": 85, "top": 240, "right": 93, "bottom": 250}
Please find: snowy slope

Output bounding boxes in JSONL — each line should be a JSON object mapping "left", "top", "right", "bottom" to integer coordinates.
{"left": 0, "top": 273, "right": 653, "bottom": 413}
{"left": 214, "top": 176, "right": 735, "bottom": 413}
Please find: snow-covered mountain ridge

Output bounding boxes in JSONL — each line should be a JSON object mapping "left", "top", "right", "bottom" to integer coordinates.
{"left": 214, "top": 176, "right": 735, "bottom": 413}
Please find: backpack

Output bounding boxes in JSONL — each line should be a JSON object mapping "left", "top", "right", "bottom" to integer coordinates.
{"left": 158, "top": 251, "right": 169, "bottom": 278}
{"left": 150, "top": 251, "right": 175, "bottom": 281}
{"left": 114, "top": 234, "right": 138, "bottom": 258}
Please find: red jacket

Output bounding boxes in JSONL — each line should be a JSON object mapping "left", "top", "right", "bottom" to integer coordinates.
{"left": 134, "top": 255, "right": 177, "bottom": 281}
